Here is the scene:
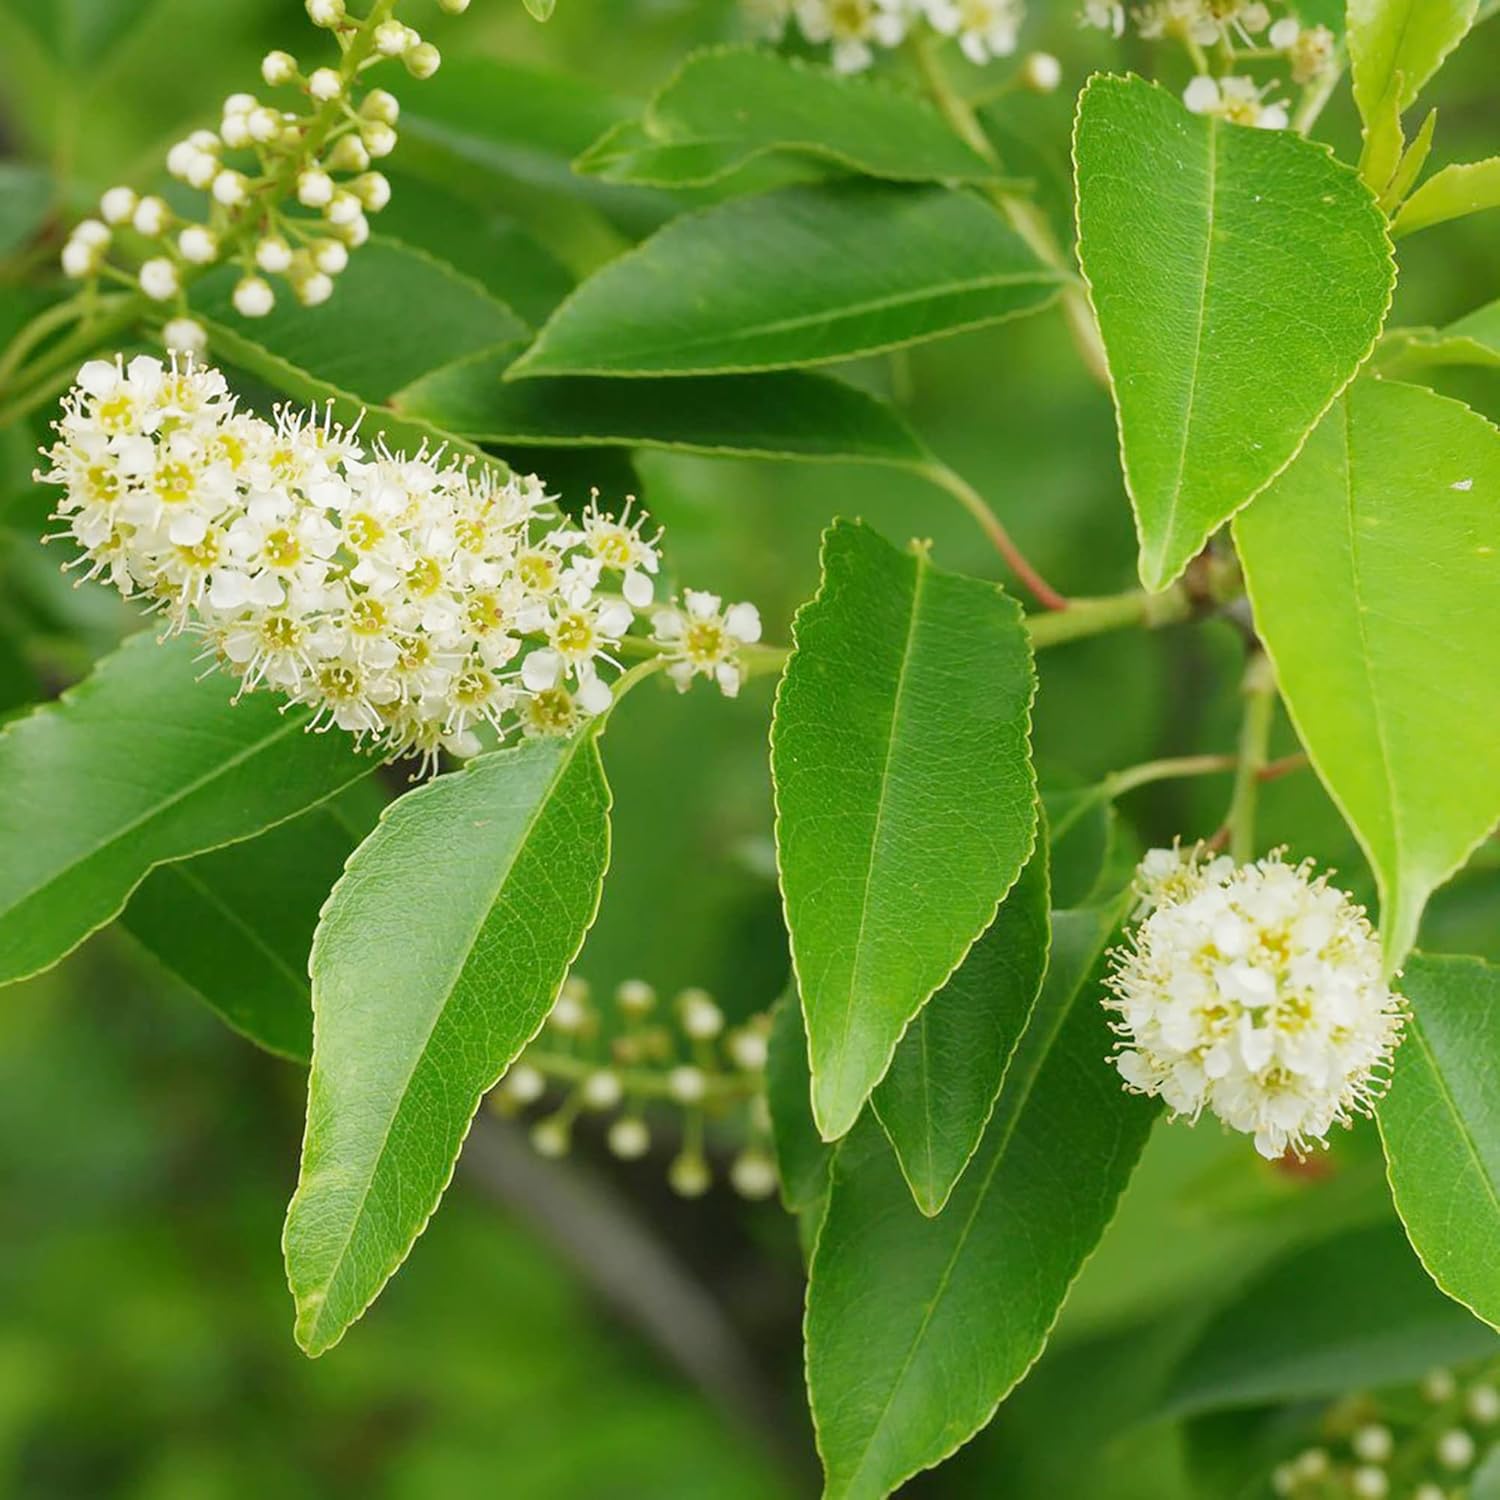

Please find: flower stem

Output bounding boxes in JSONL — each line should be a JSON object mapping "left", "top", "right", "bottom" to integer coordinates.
{"left": 520, "top": 1050, "right": 758, "bottom": 1105}
{"left": 1227, "top": 649, "right": 1278, "bottom": 862}
{"left": 1025, "top": 583, "right": 1192, "bottom": 649}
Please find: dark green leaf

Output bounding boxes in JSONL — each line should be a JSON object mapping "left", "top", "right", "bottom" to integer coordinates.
{"left": 0, "top": 163, "right": 50, "bottom": 258}
{"left": 766, "top": 989, "right": 832, "bottom": 1216}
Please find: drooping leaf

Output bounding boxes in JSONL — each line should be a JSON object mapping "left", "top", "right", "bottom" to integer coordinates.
{"left": 766, "top": 990, "right": 832, "bottom": 1216}
{"left": 1074, "top": 74, "right": 1395, "bottom": 591}
{"left": 0, "top": 632, "right": 368, "bottom": 989}
{"left": 120, "top": 792, "right": 384, "bottom": 1063}
{"left": 1393, "top": 156, "right": 1500, "bottom": 236}
{"left": 772, "top": 521, "right": 1037, "bottom": 1141}
{"left": 806, "top": 901, "right": 1156, "bottom": 1500}
{"left": 1379, "top": 953, "right": 1500, "bottom": 1329}
{"left": 574, "top": 47, "right": 1002, "bottom": 189}
{"left": 1234, "top": 378, "right": 1500, "bottom": 968}
{"left": 508, "top": 182, "right": 1063, "bottom": 379}
{"left": 1348, "top": 0, "right": 1478, "bottom": 128}
{"left": 391, "top": 344, "right": 930, "bottom": 467}
{"left": 1158, "top": 1222, "right": 1496, "bottom": 1417}
{"left": 283, "top": 730, "right": 611, "bottom": 1356}
{"left": 872, "top": 828, "right": 1051, "bottom": 1215}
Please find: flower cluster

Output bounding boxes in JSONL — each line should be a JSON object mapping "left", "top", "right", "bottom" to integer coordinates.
{"left": 60, "top": 0, "right": 469, "bottom": 354}
{"left": 1104, "top": 845, "right": 1405, "bottom": 1159}
{"left": 493, "top": 977, "right": 778, "bottom": 1200}
{"left": 1273, "top": 1362, "right": 1499, "bottom": 1499}
{"left": 38, "top": 356, "right": 760, "bottom": 767}
{"left": 1080, "top": 1, "right": 1336, "bottom": 129}
{"left": 752, "top": 0, "right": 1059, "bottom": 79}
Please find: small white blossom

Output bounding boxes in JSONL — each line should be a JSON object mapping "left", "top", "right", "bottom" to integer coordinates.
{"left": 354, "top": 171, "right": 392, "bottom": 211}
{"left": 652, "top": 591, "right": 762, "bottom": 698}
{"left": 730, "top": 1150, "right": 778, "bottom": 1200}
{"left": 795, "top": 0, "right": 907, "bottom": 72}
{"left": 1020, "top": 51, "right": 1062, "bottom": 91}
{"left": 679, "top": 988, "right": 724, "bottom": 1040}
{"left": 212, "top": 170, "right": 249, "bottom": 207}
{"left": 1437, "top": 1429, "right": 1476, "bottom": 1470}
{"left": 1080, "top": 0, "right": 1125, "bottom": 35}
{"left": 1184, "top": 73, "right": 1289, "bottom": 129}
{"left": 1105, "top": 849, "right": 1404, "bottom": 1159}
{"left": 924, "top": 0, "right": 1023, "bottom": 65}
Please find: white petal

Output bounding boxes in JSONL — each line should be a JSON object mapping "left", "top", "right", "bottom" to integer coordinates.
{"left": 725, "top": 601, "right": 762, "bottom": 643}
{"left": 521, "top": 649, "right": 563, "bottom": 691}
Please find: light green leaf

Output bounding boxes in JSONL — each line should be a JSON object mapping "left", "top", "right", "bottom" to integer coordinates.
{"left": 1234, "top": 378, "right": 1500, "bottom": 968}
{"left": 391, "top": 344, "right": 930, "bottom": 467}
{"left": 872, "top": 829, "right": 1051, "bottom": 1216}
{"left": 0, "top": 163, "right": 50, "bottom": 258}
{"left": 508, "top": 182, "right": 1063, "bottom": 379}
{"left": 283, "top": 730, "right": 612, "bottom": 1356}
{"left": 766, "top": 990, "right": 832, "bottom": 1216}
{"left": 574, "top": 46, "right": 1001, "bottom": 189}
{"left": 120, "top": 794, "right": 383, "bottom": 1063}
{"left": 8, "top": 0, "right": 150, "bottom": 67}
{"left": 522, "top": 0, "right": 556, "bottom": 21}
{"left": 806, "top": 902, "right": 1157, "bottom": 1500}
{"left": 1159, "top": 1222, "right": 1495, "bottom": 1416}
{"left": 1074, "top": 74, "right": 1395, "bottom": 591}
{"left": 0, "top": 632, "right": 368, "bottom": 989}
{"left": 1379, "top": 953, "right": 1500, "bottom": 1329}
{"left": 1373, "top": 297, "right": 1500, "bottom": 378}
{"left": 1349, "top": 0, "right": 1478, "bottom": 127}
{"left": 1393, "top": 156, "right": 1500, "bottom": 235}
{"left": 772, "top": 521, "right": 1037, "bottom": 1141}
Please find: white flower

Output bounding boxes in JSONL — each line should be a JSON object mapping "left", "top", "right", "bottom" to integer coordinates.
{"left": 1105, "top": 850, "right": 1404, "bottom": 1159}
{"left": 1183, "top": 73, "right": 1289, "bottom": 129}
{"left": 139, "top": 258, "right": 179, "bottom": 301}
{"left": 652, "top": 591, "right": 762, "bottom": 698}
{"left": 1079, "top": 0, "right": 1124, "bottom": 34}
{"left": 924, "top": 0, "right": 1023, "bottom": 65}
{"left": 1020, "top": 51, "right": 1062, "bottom": 91}
{"left": 795, "top": 0, "right": 907, "bottom": 72}
{"left": 161, "top": 317, "right": 208, "bottom": 356}
{"left": 232, "top": 277, "right": 276, "bottom": 318}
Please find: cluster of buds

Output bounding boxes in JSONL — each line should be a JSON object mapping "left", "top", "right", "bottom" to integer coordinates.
{"left": 1273, "top": 1363, "right": 1500, "bottom": 1498}
{"left": 1105, "top": 845, "right": 1404, "bottom": 1160}
{"left": 60, "top": 0, "right": 471, "bottom": 356}
{"left": 750, "top": 0, "right": 1060, "bottom": 83}
{"left": 38, "top": 356, "right": 761, "bottom": 768}
{"left": 1080, "top": 1, "right": 1337, "bottom": 128}
{"left": 493, "top": 977, "right": 779, "bottom": 1201}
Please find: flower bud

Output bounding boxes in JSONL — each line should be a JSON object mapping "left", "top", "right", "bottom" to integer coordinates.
{"left": 405, "top": 42, "right": 442, "bottom": 79}
{"left": 72, "top": 218, "right": 110, "bottom": 249}
{"left": 219, "top": 113, "right": 252, "bottom": 150}
{"left": 729, "top": 1028, "right": 768, "bottom": 1071}
{"left": 261, "top": 50, "right": 297, "bottom": 86}
{"left": 1020, "top": 51, "right": 1062, "bottom": 93}
{"left": 353, "top": 171, "right": 391, "bottom": 211}
{"left": 161, "top": 318, "right": 207, "bottom": 355}
{"left": 255, "top": 235, "right": 293, "bottom": 273}
{"left": 132, "top": 196, "right": 169, "bottom": 237}
{"left": 232, "top": 276, "right": 275, "bottom": 318}
{"left": 1352, "top": 1426, "right": 1393, "bottom": 1463}
{"left": 1468, "top": 1383, "right": 1500, "bottom": 1423}
{"left": 326, "top": 134, "right": 370, "bottom": 173}
{"left": 308, "top": 66, "right": 343, "bottom": 102}
{"left": 295, "top": 271, "right": 334, "bottom": 307}
{"left": 139, "top": 258, "right": 179, "bottom": 301}
{"left": 439, "top": 0, "right": 471, "bottom": 11}
{"left": 615, "top": 979, "right": 656, "bottom": 1016}
{"left": 668, "top": 1066, "right": 707, "bottom": 1105}
{"left": 679, "top": 988, "right": 723, "bottom": 1041}
{"left": 362, "top": 88, "right": 400, "bottom": 124}
{"left": 297, "top": 168, "right": 334, "bottom": 208}
{"left": 1437, "top": 1429, "right": 1476, "bottom": 1470}
{"left": 325, "top": 190, "right": 361, "bottom": 226}
{"left": 313, "top": 238, "right": 349, "bottom": 275}
{"left": 177, "top": 225, "right": 218, "bottom": 264}
{"left": 607, "top": 1117, "right": 650, "bottom": 1160}
{"left": 99, "top": 186, "right": 137, "bottom": 224}
{"left": 373, "top": 18, "right": 410, "bottom": 54}
{"left": 61, "top": 237, "right": 101, "bottom": 278}
{"left": 730, "top": 1150, "right": 777, "bottom": 1200}
{"left": 1351, "top": 1469, "right": 1388, "bottom": 1500}
{"left": 530, "top": 1116, "right": 571, "bottom": 1158}
{"left": 581, "top": 1070, "right": 623, "bottom": 1110}
{"left": 212, "top": 170, "right": 249, "bottom": 207}
{"left": 247, "top": 106, "right": 281, "bottom": 143}
{"left": 503, "top": 1063, "right": 546, "bottom": 1104}
{"left": 305, "top": 0, "right": 344, "bottom": 25}
{"left": 360, "top": 119, "right": 398, "bottom": 157}
{"left": 222, "top": 92, "right": 257, "bottom": 117}
{"left": 668, "top": 1152, "right": 711, "bottom": 1198}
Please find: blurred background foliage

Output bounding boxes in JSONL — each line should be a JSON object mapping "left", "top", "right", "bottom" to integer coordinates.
{"left": 2, "top": 0, "right": 1500, "bottom": 1495}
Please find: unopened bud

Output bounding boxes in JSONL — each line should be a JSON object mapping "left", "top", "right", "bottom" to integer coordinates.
{"left": 405, "top": 42, "right": 442, "bottom": 79}
{"left": 607, "top": 1117, "right": 650, "bottom": 1159}
{"left": 668, "top": 1153, "right": 711, "bottom": 1197}
{"left": 261, "top": 50, "right": 297, "bottom": 86}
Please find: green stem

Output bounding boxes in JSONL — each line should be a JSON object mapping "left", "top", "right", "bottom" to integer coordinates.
{"left": 1025, "top": 584, "right": 1192, "bottom": 649}
{"left": 1292, "top": 50, "right": 1347, "bottom": 136}
{"left": 1226, "top": 650, "right": 1277, "bottom": 862}
{"left": 0, "top": 292, "right": 94, "bottom": 390}
{"left": 521, "top": 1050, "right": 758, "bottom": 1105}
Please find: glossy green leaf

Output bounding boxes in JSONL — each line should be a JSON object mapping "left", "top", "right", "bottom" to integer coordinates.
{"left": 508, "top": 182, "right": 1062, "bottom": 378}
{"left": 1393, "top": 156, "right": 1500, "bottom": 235}
{"left": 1234, "top": 378, "right": 1500, "bottom": 968}
{"left": 1349, "top": 0, "right": 1478, "bottom": 126}
{"left": 772, "top": 521, "right": 1038, "bottom": 1141}
{"left": 196, "top": 238, "right": 526, "bottom": 405}
{"left": 120, "top": 795, "right": 382, "bottom": 1064}
{"left": 574, "top": 47, "right": 1001, "bottom": 188}
{"left": 1379, "top": 954, "right": 1500, "bottom": 1329}
{"left": 392, "top": 345, "right": 929, "bottom": 467}
{"left": 872, "top": 829, "right": 1051, "bottom": 1215}
{"left": 0, "top": 632, "right": 368, "bottom": 989}
{"left": 806, "top": 902, "right": 1156, "bottom": 1500}
{"left": 1159, "top": 1222, "right": 1496, "bottom": 1416}
{"left": 283, "top": 730, "right": 611, "bottom": 1356}
{"left": 766, "top": 990, "right": 832, "bottom": 1216}
{"left": 1074, "top": 74, "right": 1395, "bottom": 590}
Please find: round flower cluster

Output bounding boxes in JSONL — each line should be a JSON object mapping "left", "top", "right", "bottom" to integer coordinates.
{"left": 60, "top": 0, "right": 467, "bottom": 353}
{"left": 1080, "top": 1, "right": 1336, "bottom": 128}
{"left": 38, "top": 356, "right": 759, "bottom": 768}
{"left": 1104, "top": 845, "right": 1405, "bottom": 1159}
{"left": 751, "top": 0, "right": 1058, "bottom": 80}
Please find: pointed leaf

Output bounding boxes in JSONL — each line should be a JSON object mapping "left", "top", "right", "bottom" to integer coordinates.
{"left": 0, "top": 632, "right": 368, "bottom": 988}
{"left": 1379, "top": 954, "right": 1500, "bottom": 1329}
{"left": 1393, "top": 156, "right": 1500, "bottom": 236}
{"left": 508, "top": 182, "right": 1063, "bottom": 378}
{"left": 1074, "top": 74, "right": 1395, "bottom": 590}
{"left": 766, "top": 991, "right": 832, "bottom": 1216}
{"left": 872, "top": 829, "right": 1050, "bottom": 1215}
{"left": 1374, "top": 297, "right": 1500, "bottom": 379}
{"left": 283, "top": 731, "right": 611, "bottom": 1355}
{"left": 806, "top": 902, "right": 1157, "bottom": 1500}
{"left": 1349, "top": 0, "right": 1478, "bottom": 127}
{"left": 1234, "top": 378, "right": 1500, "bottom": 967}
{"left": 772, "top": 521, "right": 1037, "bottom": 1140}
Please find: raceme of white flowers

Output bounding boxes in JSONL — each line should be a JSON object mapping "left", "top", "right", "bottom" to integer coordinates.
{"left": 1104, "top": 845, "right": 1405, "bottom": 1160}
{"left": 1079, "top": 1, "right": 1337, "bottom": 130}
{"left": 60, "top": 0, "right": 470, "bottom": 354}
{"left": 37, "top": 356, "right": 761, "bottom": 767}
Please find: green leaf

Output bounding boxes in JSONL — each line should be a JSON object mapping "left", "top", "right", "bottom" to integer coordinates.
{"left": 766, "top": 990, "right": 832, "bottom": 1216}
{"left": 0, "top": 632, "right": 368, "bottom": 989}
{"left": 574, "top": 46, "right": 1002, "bottom": 189}
{"left": 1393, "top": 156, "right": 1500, "bottom": 235}
{"left": 0, "top": 163, "right": 50, "bottom": 258}
{"left": 1379, "top": 953, "right": 1500, "bottom": 1330}
{"left": 1234, "top": 378, "right": 1500, "bottom": 968}
{"left": 1159, "top": 1222, "right": 1495, "bottom": 1417}
{"left": 195, "top": 238, "right": 526, "bottom": 406}
{"left": 806, "top": 902, "right": 1157, "bottom": 1500}
{"left": 872, "top": 828, "right": 1051, "bottom": 1215}
{"left": 508, "top": 182, "right": 1063, "bottom": 379}
{"left": 772, "top": 521, "right": 1038, "bottom": 1141}
{"left": 1074, "top": 74, "right": 1395, "bottom": 591}
{"left": 522, "top": 0, "right": 556, "bottom": 21}
{"left": 1373, "top": 297, "right": 1500, "bottom": 379}
{"left": 1349, "top": 0, "right": 1478, "bottom": 127}
{"left": 283, "top": 730, "right": 612, "bottom": 1356}
{"left": 120, "top": 796, "right": 382, "bottom": 1064}
{"left": 9, "top": 0, "right": 149, "bottom": 67}
{"left": 391, "top": 345, "right": 929, "bottom": 467}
